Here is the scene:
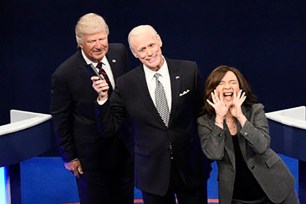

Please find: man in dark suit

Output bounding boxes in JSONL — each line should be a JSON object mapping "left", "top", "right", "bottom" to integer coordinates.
{"left": 92, "top": 25, "right": 210, "bottom": 204}
{"left": 51, "top": 13, "right": 134, "bottom": 204}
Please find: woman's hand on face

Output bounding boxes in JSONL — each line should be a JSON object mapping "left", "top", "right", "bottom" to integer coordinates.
{"left": 229, "top": 89, "right": 246, "bottom": 118}
{"left": 207, "top": 89, "right": 228, "bottom": 118}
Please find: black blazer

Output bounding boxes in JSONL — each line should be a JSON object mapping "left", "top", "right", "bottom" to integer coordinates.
{"left": 99, "top": 58, "right": 210, "bottom": 195}
{"left": 51, "top": 43, "right": 132, "bottom": 173}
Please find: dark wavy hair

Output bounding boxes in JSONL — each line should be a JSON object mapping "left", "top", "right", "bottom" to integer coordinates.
{"left": 202, "top": 65, "right": 257, "bottom": 115}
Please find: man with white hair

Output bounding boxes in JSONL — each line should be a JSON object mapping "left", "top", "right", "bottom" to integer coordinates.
{"left": 92, "top": 25, "right": 211, "bottom": 204}
{"left": 51, "top": 13, "right": 134, "bottom": 204}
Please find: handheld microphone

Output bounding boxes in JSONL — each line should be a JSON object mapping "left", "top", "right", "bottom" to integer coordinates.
{"left": 90, "top": 64, "right": 104, "bottom": 80}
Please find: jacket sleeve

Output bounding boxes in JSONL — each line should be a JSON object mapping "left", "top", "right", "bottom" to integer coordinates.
{"left": 197, "top": 115, "right": 226, "bottom": 160}
{"left": 51, "top": 72, "right": 77, "bottom": 162}
{"left": 96, "top": 78, "right": 128, "bottom": 138}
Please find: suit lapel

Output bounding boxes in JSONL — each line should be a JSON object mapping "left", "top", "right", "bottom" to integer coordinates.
{"left": 71, "top": 51, "right": 100, "bottom": 97}
{"left": 238, "top": 107, "right": 249, "bottom": 160}
{"left": 76, "top": 51, "right": 94, "bottom": 86}
{"left": 133, "top": 66, "right": 167, "bottom": 126}
{"left": 82, "top": 64, "right": 99, "bottom": 96}
{"left": 106, "top": 55, "right": 120, "bottom": 79}
{"left": 167, "top": 59, "right": 181, "bottom": 126}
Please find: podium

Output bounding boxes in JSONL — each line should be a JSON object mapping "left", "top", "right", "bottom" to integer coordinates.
{"left": 0, "top": 110, "right": 52, "bottom": 204}
{"left": 266, "top": 106, "right": 306, "bottom": 203}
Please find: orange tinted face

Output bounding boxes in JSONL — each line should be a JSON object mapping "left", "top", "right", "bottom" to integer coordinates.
{"left": 79, "top": 31, "right": 108, "bottom": 62}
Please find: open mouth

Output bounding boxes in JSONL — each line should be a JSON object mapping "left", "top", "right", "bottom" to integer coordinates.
{"left": 223, "top": 92, "right": 233, "bottom": 100}
{"left": 223, "top": 92, "right": 233, "bottom": 97}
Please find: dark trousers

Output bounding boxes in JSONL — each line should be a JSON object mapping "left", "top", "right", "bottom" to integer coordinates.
{"left": 142, "top": 161, "right": 207, "bottom": 204}
{"left": 232, "top": 197, "right": 271, "bottom": 204}
{"left": 76, "top": 161, "right": 134, "bottom": 204}
{"left": 232, "top": 190, "right": 300, "bottom": 204}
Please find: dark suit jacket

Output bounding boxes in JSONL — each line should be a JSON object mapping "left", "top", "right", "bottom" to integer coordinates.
{"left": 99, "top": 58, "right": 210, "bottom": 195}
{"left": 51, "top": 43, "right": 132, "bottom": 175}
{"left": 198, "top": 104, "right": 296, "bottom": 203}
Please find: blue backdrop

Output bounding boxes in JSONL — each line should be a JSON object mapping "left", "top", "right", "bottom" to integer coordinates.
{"left": 1, "top": 0, "right": 305, "bottom": 127}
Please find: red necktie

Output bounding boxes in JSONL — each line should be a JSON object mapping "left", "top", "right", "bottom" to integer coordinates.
{"left": 96, "top": 62, "right": 113, "bottom": 95}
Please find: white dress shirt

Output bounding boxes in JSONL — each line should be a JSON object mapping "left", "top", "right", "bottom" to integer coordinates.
{"left": 81, "top": 50, "right": 115, "bottom": 89}
{"left": 143, "top": 58, "right": 172, "bottom": 112}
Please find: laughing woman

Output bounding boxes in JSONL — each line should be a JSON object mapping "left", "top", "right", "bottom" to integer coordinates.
{"left": 197, "top": 65, "right": 299, "bottom": 204}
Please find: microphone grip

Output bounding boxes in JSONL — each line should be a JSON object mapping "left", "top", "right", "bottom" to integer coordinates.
{"left": 90, "top": 64, "right": 105, "bottom": 80}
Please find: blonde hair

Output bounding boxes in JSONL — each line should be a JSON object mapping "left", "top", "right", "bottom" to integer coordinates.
{"left": 75, "top": 13, "right": 109, "bottom": 47}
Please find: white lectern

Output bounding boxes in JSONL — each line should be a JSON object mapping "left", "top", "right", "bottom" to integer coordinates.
{"left": 266, "top": 106, "right": 306, "bottom": 203}
{"left": 0, "top": 110, "right": 52, "bottom": 204}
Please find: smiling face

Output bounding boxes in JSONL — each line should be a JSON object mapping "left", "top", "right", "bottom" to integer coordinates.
{"left": 216, "top": 71, "right": 240, "bottom": 106}
{"left": 129, "top": 26, "right": 164, "bottom": 71}
{"left": 79, "top": 31, "right": 109, "bottom": 62}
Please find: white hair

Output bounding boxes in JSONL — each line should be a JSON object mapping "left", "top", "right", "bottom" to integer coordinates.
{"left": 128, "top": 25, "right": 159, "bottom": 50}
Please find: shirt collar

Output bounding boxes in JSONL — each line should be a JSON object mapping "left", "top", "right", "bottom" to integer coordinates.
{"left": 81, "top": 49, "right": 107, "bottom": 67}
{"left": 143, "top": 56, "right": 168, "bottom": 81}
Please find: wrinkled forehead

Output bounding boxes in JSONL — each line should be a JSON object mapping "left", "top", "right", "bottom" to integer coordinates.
{"left": 130, "top": 32, "right": 160, "bottom": 49}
